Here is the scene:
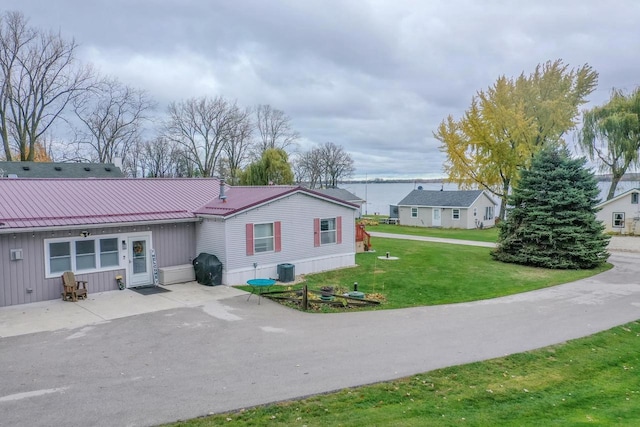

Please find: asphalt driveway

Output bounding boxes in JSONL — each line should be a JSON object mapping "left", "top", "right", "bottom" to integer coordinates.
{"left": 0, "top": 248, "right": 639, "bottom": 426}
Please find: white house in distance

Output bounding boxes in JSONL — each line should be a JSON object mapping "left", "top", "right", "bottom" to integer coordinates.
{"left": 396, "top": 189, "right": 497, "bottom": 229}
{"left": 596, "top": 187, "right": 640, "bottom": 234}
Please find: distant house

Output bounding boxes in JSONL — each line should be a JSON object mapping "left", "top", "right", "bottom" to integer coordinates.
{"left": 313, "top": 188, "right": 365, "bottom": 217}
{"left": 397, "top": 189, "right": 496, "bottom": 229}
{"left": 0, "top": 179, "right": 357, "bottom": 307}
{"left": 0, "top": 161, "right": 124, "bottom": 178}
{"left": 596, "top": 188, "right": 640, "bottom": 234}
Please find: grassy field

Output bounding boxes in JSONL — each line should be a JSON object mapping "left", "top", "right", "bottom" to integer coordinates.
{"left": 253, "top": 238, "right": 611, "bottom": 310}
{"left": 165, "top": 320, "right": 640, "bottom": 426}
{"left": 365, "top": 222, "right": 499, "bottom": 242}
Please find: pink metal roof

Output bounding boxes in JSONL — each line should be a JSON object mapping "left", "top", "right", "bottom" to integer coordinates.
{"left": 0, "top": 178, "right": 222, "bottom": 230}
{"left": 194, "top": 185, "right": 357, "bottom": 217}
{"left": 0, "top": 180, "right": 357, "bottom": 231}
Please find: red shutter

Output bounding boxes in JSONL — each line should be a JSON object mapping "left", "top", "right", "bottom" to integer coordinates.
{"left": 245, "top": 223, "right": 254, "bottom": 256}
{"left": 314, "top": 218, "right": 320, "bottom": 247}
{"left": 274, "top": 221, "right": 282, "bottom": 252}
{"left": 336, "top": 216, "right": 342, "bottom": 244}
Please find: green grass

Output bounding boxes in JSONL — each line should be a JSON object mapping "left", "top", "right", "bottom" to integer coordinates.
{"left": 369, "top": 223, "right": 499, "bottom": 242}
{"left": 251, "top": 238, "right": 610, "bottom": 310}
{"left": 164, "top": 320, "right": 640, "bottom": 426}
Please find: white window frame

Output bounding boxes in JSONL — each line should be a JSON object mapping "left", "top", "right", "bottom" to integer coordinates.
{"left": 632, "top": 192, "right": 639, "bottom": 204}
{"left": 320, "top": 218, "right": 337, "bottom": 245}
{"left": 484, "top": 206, "right": 494, "bottom": 221}
{"left": 452, "top": 209, "right": 460, "bottom": 220}
{"left": 44, "top": 234, "right": 122, "bottom": 278}
{"left": 613, "top": 212, "right": 625, "bottom": 228}
{"left": 411, "top": 207, "right": 418, "bottom": 218}
{"left": 254, "top": 223, "right": 275, "bottom": 253}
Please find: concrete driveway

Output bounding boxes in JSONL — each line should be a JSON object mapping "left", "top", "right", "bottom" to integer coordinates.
{"left": 0, "top": 239, "right": 639, "bottom": 426}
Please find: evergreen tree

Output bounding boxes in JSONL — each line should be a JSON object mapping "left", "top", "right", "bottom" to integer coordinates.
{"left": 492, "top": 146, "right": 609, "bottom": 269}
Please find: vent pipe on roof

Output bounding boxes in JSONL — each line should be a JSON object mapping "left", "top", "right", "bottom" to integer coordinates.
{"left": 219, "top": 180, "right": 227, "bottom": 201}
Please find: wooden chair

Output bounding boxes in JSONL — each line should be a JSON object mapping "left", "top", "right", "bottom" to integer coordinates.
{"left": 61, "top": 271, "right": 88, "bottom": 302}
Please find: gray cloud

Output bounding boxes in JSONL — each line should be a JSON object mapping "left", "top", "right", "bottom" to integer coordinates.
{"left": 4, "top": 0, "right": 640, "bottom": 179}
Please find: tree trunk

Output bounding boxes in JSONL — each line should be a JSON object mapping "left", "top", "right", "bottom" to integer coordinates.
{"left": 606, "top": 173, "right": 623, "bottom": 200}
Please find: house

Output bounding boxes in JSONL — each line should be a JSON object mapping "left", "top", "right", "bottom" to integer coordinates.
{"left": 396, "top": 189, "right": 496, "bottom": 229}
{"left": 312, "top": 188, "right": 365, "bottom": 217}
{"left": 0, "top": 161, "right": 124, "bottom": 178}
{"left": 596, "top": 188, "right": 640, "bottom": 234}
{"left": 0, "top": 178, "right": 357, "bottom": 307}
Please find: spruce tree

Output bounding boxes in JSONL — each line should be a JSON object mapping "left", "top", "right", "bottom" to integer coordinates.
{"left": 492, "top": 146, "right": 609, "bottom": 269}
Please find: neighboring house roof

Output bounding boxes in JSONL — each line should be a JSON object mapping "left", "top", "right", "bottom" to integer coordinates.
{"left": 194, "top": 185, "right": 358, "bottom": 218}
{"left": 0, "top": 161, "right": 124, "bottom": 178}
{"left": 313, "top": 188, "right": 365, "bottom": 204}
{"left": 596, "top": 187, "right": 640, "bottom": 207}
{"left": 397, "top": 189, "right": 493, "bottom": 208}
{"left": 0, "top": 180, "right": 357, "bottom": 232}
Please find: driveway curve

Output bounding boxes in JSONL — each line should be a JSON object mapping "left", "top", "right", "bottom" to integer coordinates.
{"left": 0, "top": 240, "right": 639, "bottom": 426}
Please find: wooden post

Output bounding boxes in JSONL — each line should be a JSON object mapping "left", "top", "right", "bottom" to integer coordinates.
{"left": 302, "top": 284, "right": 308, "bottom": 311}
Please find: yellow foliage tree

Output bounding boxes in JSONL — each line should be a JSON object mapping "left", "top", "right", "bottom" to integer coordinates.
{"left": 435, "top": 60, "right": 598, "bottom": 219}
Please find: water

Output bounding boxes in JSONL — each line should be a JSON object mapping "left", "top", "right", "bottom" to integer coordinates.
{"left": 341, "top": 180, "right": 640, "bottom": 216}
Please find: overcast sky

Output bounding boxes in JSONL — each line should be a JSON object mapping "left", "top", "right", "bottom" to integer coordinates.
{"left": 4, "top": 1, "right": 640, "bottom": 179}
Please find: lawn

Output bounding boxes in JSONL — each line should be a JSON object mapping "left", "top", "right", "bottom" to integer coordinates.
{"left": 362, "top": 220, "right": 500, "bottom": 243}
{"left": 165, "top": 320, "right": 640, "bottom": 426}
{"left": 255, "top": 238, "right": 611, "bottom": 310}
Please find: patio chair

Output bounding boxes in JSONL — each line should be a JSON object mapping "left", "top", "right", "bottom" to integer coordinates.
{"left": 61, "top": 271, "right": 88, "bottom": 302}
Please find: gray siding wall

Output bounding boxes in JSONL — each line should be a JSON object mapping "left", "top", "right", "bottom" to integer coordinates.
{"left": 0, "top": 222, "right": 196, "bottom": 307}
{"left": 197, "top": 192, "right": 357, "bottom": 284}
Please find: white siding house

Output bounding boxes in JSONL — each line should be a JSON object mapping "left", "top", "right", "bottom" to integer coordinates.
{"left": 396, "top": 189, "right": 497, "bottom": 229}
{"left": 596, "top": 188, "right": 640, "bottom": 234}
{"left": 196, "top": 188, "right": 357, "bottom": 285}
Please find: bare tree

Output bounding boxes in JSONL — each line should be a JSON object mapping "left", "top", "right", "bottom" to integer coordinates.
{"left": 73, "top": 77, "right": 154, "bottom": 164}
{"left": 293, "top": 148, "right": 323, "bottom": 188}
{"left": 295, "top": 142, "right": 355, "bottom": 188}
{"left": 140, "top": 136, "right": 182, "bottom": 177}
{"left": 222, "top": 107, "right": 253, "bottom": 184}
{"left": 320, "top": 142, "right": 355, "bottom": 187}
{"left": 254, "top": 104, "right": 299, "bottom": 155}
{"left": 0, "top": 11, "right": 94, "bottom": 161}
{"left": 164, "top": 96, "right": 239, "bottom": 177}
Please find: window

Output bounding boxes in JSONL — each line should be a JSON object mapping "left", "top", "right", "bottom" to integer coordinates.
{"left": 49, "top": 242, "right": 71, "bottom": 274}
{"left": 632, "top": 192, "right": 639, "bottom": 204}
{"left": 452, "top": 209, "right": 460, "bottom": 220}
{"left": 76, "top": 240, "right": 96, "bottom": 270}
{"left": 254, "top": 223, "right": 274, "bottom": 253}
{"left": 100, "top": 238, "right": 119, "bottom": 267}
{"left": 484, "top": 206, "right": 494, "bottom": 220}
{"left": 411, "top": 207, "right": 418, "bottom": 218}
{"left": 473, "top": 207, "right": 477, "bottom": 217}
{"left": 613, "top": 212, "right": 625, "bottom": 228}
{"left": 46, "top": 236, "right": 121, "bottom": 277}
{"left": 320, "top": 218, "right": 337, "bottom": 244}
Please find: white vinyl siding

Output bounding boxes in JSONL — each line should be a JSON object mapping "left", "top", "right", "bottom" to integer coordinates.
{"left": 197, "top": 192, "right": 356, "bottom": 284}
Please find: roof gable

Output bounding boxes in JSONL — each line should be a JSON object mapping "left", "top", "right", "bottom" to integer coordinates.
{"left": 596, "top": 187, "right": 640, "bottom": 208}
{"left": 397, "top": 190, "right": 490, "bottom": 208}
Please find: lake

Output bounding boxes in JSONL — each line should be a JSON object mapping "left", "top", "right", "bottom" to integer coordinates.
{"left": 341, "top": 180, "right": 640, "bottom": 216}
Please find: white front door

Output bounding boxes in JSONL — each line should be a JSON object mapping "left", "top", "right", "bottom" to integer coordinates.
{"left": 128, "top": 236, "right": 152, "bottom": 287}
{"left": 432, "top": 208, "right": 441, "bottom": 227}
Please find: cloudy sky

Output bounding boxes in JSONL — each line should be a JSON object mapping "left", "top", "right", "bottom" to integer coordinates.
{"left": 4, "top": 0, "right": 640, "bottom": 179}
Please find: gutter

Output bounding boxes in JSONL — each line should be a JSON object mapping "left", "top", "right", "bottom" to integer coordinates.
{"left": 0, "top": 217, "right": 200, "bottom": 235}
